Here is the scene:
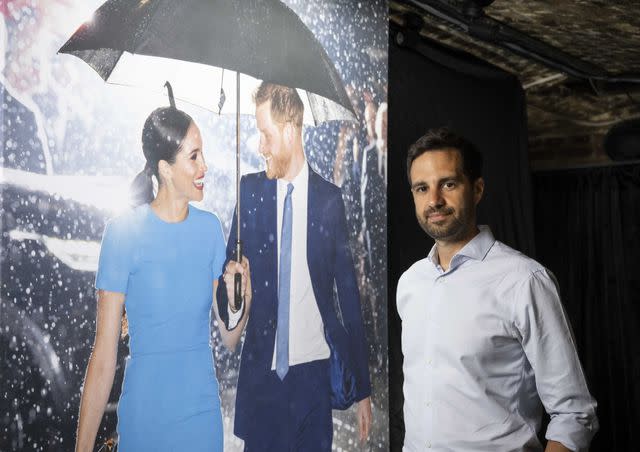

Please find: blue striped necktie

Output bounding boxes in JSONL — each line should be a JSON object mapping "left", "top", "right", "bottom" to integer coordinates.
{"left": 276, "top": 183, "right": 294, "bottom": 380}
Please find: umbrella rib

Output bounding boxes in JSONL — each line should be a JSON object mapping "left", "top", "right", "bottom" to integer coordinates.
{"left": 101, "top": 49, "right": 125, "bottom": 81}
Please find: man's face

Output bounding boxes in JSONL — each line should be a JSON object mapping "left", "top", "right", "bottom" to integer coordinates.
{"left": 256, "top": 100, "right": 291, "bottom": 180}
{"left": 376, "top": 107, "right": 387, "bottom": 153}
{"left": 409, "top": 149, "right": 483, "bottom": 243}
{"left": 365, "top": 102, "right": 377, "bottom": 141}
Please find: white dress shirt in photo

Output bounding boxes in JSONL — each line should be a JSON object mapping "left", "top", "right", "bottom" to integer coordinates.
{"left": 269, "top": 162, "right": 330, "bottom": 368}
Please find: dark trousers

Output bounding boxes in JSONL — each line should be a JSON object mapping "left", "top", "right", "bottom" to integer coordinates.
{"left": 242, "top": 359, "right": 332, "bottom": 452}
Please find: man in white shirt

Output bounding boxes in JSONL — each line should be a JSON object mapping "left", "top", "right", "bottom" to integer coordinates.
{"left": 218, "top": 83, "right": 372, "bottom": 451}
{"left": 397, "top": 127, "right": 598, "bottom": 451}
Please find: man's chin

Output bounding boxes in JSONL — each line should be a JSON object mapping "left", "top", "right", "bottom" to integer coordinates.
{"left": 265, "top": 162, "right": 287, "bottom": 180}
{"left": 425, "top": 229, "right": 451, "bottom": 241}
{"left": 420, "top": 220, "right": 459, "bottom": 241}
{"left": 265, "top": 167, "right": 279, "bottom": 179}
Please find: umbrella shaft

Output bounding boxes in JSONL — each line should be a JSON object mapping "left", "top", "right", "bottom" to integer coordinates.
{"left": 234, "top": 71, "right": 243, "bottom": 311}
{"left": 236, "top": 71, "right": 241, "bottom": 248}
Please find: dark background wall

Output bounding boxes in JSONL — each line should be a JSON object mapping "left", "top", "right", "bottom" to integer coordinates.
{"left": 532, "top": 165, "right": 640, "bottom": 451}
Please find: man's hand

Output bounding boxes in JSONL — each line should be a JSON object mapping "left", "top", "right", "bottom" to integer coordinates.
{"left": 223, "top": 257, "right": 252, "bottom": 312}
{"left": 545, "top": 440, "right": 573, "bottom": 452}
{"left": 356, "top": 396, "right": 372, "bottom": 443}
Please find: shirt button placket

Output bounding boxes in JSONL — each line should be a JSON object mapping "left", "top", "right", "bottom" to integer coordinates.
{"left": 426, "top": 275, "right": 441, "bottom": 450}
{"left": 424, "top": 310, "right": 433, "bottom": 450}
{"left": 425, "top": 362, "right": 433, "bottom": 447}
{"left": 423, "top": 273, "right": 439, "bottom": 450}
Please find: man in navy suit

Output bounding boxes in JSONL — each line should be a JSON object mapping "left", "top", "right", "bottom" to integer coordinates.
{"left": 218, "top": 83, "right": 372, "bottom": 451}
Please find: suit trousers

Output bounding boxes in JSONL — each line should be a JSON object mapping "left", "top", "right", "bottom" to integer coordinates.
{"left": 242, "top": 358, "right": 332, "bottom": 452}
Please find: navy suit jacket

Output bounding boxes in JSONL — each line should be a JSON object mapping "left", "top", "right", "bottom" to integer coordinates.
{"left": 217, "top": 167, "right": 371, "bottom": 438}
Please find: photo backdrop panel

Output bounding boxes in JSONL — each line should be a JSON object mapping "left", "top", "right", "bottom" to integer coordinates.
{"left": 0, "top": 1, "right": 388, "bottom": 451}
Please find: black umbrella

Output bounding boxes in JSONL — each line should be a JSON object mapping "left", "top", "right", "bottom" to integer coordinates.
{"left": 58, "top": 0, "right": 355, "bottom": 116}
{"left": 59, "top": 0, "right": 356, "bottom": 307}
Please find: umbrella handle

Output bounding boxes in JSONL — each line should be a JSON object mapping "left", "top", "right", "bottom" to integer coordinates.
{"left": 164, "top": 81, "right": 176, "bottom": 108}
{"left": 234, "top": 240, "right": 243, "bottom": 311}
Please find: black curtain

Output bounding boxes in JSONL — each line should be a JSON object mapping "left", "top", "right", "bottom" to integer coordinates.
{"left": 533, "top": 164, "right": 640, "bottom": 451}
{"left": 388, "top": 25, "right": 535, "bottom": 450}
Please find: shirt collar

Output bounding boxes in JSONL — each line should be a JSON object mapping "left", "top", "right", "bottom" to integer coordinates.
{"left": 427, "top": 225, "right": 495, "bottom": 271}
{"left": 456, "top": 225, "right": 495, "bottom": 261}
{"left": 277, "top": 160, "right": 308, "bottom": 193}
{"left": 427, "top": 242, "right": 440, "bottom": 267}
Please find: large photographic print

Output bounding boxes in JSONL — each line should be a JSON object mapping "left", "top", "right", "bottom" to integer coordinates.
{"left": 1, "top": 1, "right": 387, "bottom": 450}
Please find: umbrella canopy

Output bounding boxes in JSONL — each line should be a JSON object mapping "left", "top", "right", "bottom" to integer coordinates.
{"left": 58, "top": 0, "right": 356, "bottom": 122}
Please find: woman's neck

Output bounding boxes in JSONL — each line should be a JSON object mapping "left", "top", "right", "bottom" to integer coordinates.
{"left": 150, "top": 189, "right": 189, "bottom": 223}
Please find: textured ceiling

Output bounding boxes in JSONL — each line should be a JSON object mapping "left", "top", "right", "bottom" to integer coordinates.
{"left": 390, "top": 0, "right": 640, "bottom": 168}
{"left": 486, "top": 1, "right": 640, "bottom": 74}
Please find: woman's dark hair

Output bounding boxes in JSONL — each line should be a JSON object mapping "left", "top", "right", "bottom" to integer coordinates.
{"left": 129, "top": 107, "right": 194, "bottom": 206}
{"left": 406, "top": 127, "right": 483, "bottom": 184}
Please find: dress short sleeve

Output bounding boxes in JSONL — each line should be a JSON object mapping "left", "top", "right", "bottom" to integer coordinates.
{"left": 95, "top": 219, "right": 131, "bottom": 294}
{"left": 211, "top": 215, "right": 226, "bottom": 280}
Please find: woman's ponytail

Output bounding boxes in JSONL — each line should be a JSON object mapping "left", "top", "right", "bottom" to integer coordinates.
{"left": 129, "top": 163, "right": 155, "bottom": 207}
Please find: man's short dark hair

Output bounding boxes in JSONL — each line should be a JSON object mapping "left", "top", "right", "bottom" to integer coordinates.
{"left": 406, "top": 127, "right": 483, "bottom": 183}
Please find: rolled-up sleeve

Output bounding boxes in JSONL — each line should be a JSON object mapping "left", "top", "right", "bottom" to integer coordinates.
{"left": 513, "top": 269, "right": 598, "bottom": 451}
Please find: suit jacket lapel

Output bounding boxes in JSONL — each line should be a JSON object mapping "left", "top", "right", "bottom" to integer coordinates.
{"left": 261, "top": 175, "right": 277, "bottom": 251}
{"left": 307, "top": 167, "right": 324, "bottom": 304}
{"left": 259, "top": 175, "right": 278, "bottom": 331}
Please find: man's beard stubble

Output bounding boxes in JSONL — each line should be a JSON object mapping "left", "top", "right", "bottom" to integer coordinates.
{"left": 265, "top": 152, "right": 289, "bottom": 180}
{"left": 418, "top": 205, "right": 470, "bottom": 242}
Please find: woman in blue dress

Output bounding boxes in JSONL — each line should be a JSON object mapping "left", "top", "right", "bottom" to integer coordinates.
{"left": 75, "top": 106, "right": 251, "bottom": 451}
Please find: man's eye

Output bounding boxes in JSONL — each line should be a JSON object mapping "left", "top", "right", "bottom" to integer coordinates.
{"left": 443, "top": 181, "right": 456, "bottom": 189}
{"left": 191, "top": 154, "right": 198, "bottom": 160}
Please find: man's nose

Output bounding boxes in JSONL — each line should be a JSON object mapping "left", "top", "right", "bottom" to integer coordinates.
{"left": 427, "top": 189, "right": 444, "bottom": 208}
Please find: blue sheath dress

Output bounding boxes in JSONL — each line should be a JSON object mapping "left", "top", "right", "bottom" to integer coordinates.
{"left": 96, "top": 204, "right": 226, "bottom": 451}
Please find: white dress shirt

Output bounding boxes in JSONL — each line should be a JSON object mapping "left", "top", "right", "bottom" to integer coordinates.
{"left": 397, "top": 226, "right": 598, "bottom": 452}
{"left": 268, "top": 162, "right": 330, "bottom": 368}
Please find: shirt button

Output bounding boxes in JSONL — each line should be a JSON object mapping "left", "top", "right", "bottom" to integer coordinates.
{"left": 427, "top": 442, "right": 432, "bottom": 448}
{"left": 425, "top": 401, "right": 431, "bottom": 407}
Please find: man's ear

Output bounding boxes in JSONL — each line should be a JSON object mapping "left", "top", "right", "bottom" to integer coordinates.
{"left": 474, "top": 177, "right": 485, "bottom": 205}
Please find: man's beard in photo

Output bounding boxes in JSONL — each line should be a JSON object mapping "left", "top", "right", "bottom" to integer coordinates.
{"left": 266, "top": 151, "right": 290, "bottom": 180}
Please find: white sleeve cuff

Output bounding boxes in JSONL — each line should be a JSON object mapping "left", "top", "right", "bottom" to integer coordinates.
{"left": 227, "top": 300, "right": 244, "bottom": 329}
